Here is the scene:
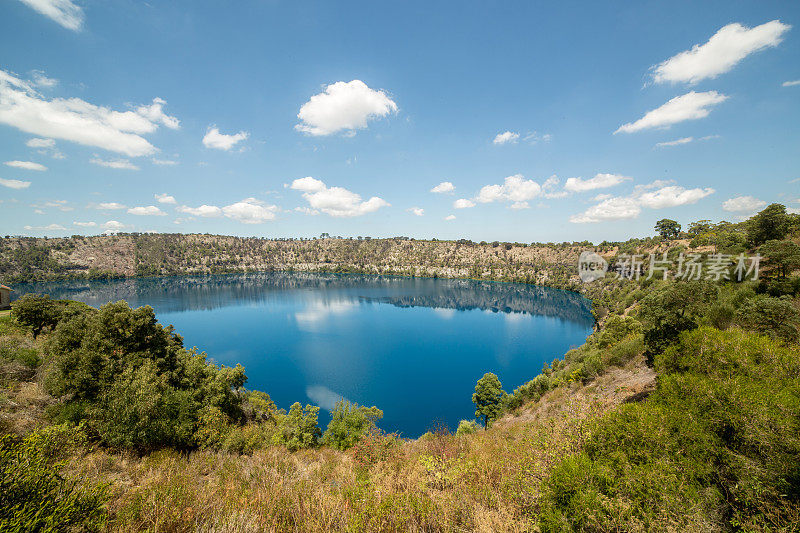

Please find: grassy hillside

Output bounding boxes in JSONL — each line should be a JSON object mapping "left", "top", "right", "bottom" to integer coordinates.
{"left": 1, "top": 204, "right": 799, "bottom": 531}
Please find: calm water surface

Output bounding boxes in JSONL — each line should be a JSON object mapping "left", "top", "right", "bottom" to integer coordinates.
{"left": 13, "top": 273, "right": 593, "bottom": 436}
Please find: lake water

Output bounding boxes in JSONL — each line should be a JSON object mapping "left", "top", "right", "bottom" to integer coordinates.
{"left": 12, "top": 273, "right": 594, "bottom": 436}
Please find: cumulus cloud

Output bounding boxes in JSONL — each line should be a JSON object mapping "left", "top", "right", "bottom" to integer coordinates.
{"left": 290, "top": 176, "right": 389, "bottom": 217}
{"left": 615, "top": 91, "right": 728, "bottom": 134}
{"left": 569, "top": 197, "right": 642, "bottom": 223}
{"left": 18, "top": 0, "right": 84, "bottom": 31}
{"left": 652, "top": 21, "right": 791, "bottom": 84}
{"left": 492, "top": 131, "right": 519, "bottom": 144}
{"left": 4, "top": 160, "right": 46, "bottom": 171}
{"left": 127, "top": 205, "right": 166, "bottom": 216}
{"left": 430, "top": 181, "right": 455, "bottom": 194}
{"left": 476, "top": 174, "right": 542, "bottom": 205}
{"left": 0, "top": 70, "right": 178, "bottom": 156}
{"left": 177, "top": 204, "right": 223, "bottom": 217}
{"left": 135, "top": 98, "right": 180, "bottom": 130}
{"left": 90, "top": 157, "right": 139, "bottom": 170}
{"left": 101, "top": 220, "right": 129, "bottom": 234}
{"left": 295, "top": 80, "right": 397, "bottom": 136}
{"left": 408, "top": 207, "right": 424, "bottom": 216}
{"left": 783, "top": 80, "right": 800, "bottom": 87}
{"left": 637, "top": 185, "right": 715, "bottom": 208}
{"left": 73, "top": 221, "right": 96, "bottom": 227}
{"left": 564, "top": 173, "right": 630, "bottom": 193}
{"left": 25, "top": 137, "right": 54, "bottom": 148}
{"left": 445, "top": 214, "right": 456, "bottom": 221}
{"left": 24, "top": 223, "right": 67, "bottom": 231}
{"left": 155, "top": 193, "right": 176, "bottom": 204}
{"left": 570, "top": 183, "right": 715, "bottom": 223}
{"left": 94, "top": 202, "right": 126, "bottom": 210}
{"left": 30, "top": 70, "right": 57, "bottom": 89}
{"left": 722, "top": 196, "right": 767, "bottom": 213}
{"left": 202, "top": 126, "right": 248, "bottom": 151}
{"left": 0, "top": 177, "right": 31, "bottom": 189}
{"left": 453, "top": 198, "right": 475, "bottom": 209}
{"left": 222, "top": 198, "right": 279, "bottom": 224}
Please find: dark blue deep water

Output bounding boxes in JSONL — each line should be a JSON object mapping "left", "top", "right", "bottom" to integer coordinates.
{"left": 12, "top": 273, "right": 593, "bottom": 437}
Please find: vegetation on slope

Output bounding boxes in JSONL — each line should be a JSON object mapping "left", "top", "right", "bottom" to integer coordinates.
{"left": 0, "top": 203, "right": 798, "bottom": 531}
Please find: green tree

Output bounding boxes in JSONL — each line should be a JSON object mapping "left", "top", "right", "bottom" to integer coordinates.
{"left": 760, "top": 239, "right": 800, "bottom": 278}
{"left": 472, "top": 373, "right": 505, "bottom": 428}
{"left": 747, "top": 203, "right": 789, "bottom": 246}
{"left": 12, "top": 294, "right": 60, "bottom": 338}
{"left": 736, "top": 295, "right": 800, "bottom": 343}
{"left": 273, "top": 403, "right": 321, "bottom": 451}
{"left": 687, "top": 220, "right": 713, "bottom": 237}
{"left": 654, "top": 219, "right": 681, "bottom": 240}
{"left": 322, "top": 400, "right": 383, "bottom": 450}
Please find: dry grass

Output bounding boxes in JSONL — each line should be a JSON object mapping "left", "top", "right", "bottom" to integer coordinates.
{"left": 54, "top": 395, "right": 607, "bottom": 532}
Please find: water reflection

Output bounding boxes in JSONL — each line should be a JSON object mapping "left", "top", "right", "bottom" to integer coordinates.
{"left": 13, "top": 272, "right": 593, "bottom": 327}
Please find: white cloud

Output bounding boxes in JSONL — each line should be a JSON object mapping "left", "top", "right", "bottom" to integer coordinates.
{"left": 656, "top": 137, "right": 694, "bottom": 147}
{"left": 30, "top": 70, "right": 57, "bottom": 88}
{"left": 25, "top": 137, "right": 54, "bottom": 148}
{"left": 564, "top": 173, "right": 630, "bottom": 193}
{"left": 202, "top": 126, "right": 248, "bottom": 150}
{"left": 24, "top": 223, "right": 66, "bottom": 231}
{"left": 151, "top": 158, "right": 178, "bottom": 166}
{"left": 453, "top": 198, "right": 475, "bottom": 209}
{"left": 295, "top": 80, "right": 397, "bottom": 136}
{"left": 95, "top": 202, "right": 126, "bottom": 210}
{"left": 4, "top": 160, "right": 47, "bottom": 171}
{"left": 569, "top": 197, "right": 642, "bottom": 223}
{"left": 127, "top": 205, "right": 166, "bottom": 216}
{"left": 33, "top": 199, "right": 71, "bottom": 212}
{"left": 492, "top": 131, "right": 519, "bottom": 144}
{"left": 222, "top": 198, "right": 279, "bottom": 224}
{"left": 408, "top": 207, "right": 424, "bottom": 216}
{"left": 445, "top": 214, "right": 456, "bottom": 221}
{"left": 476, "top": 174, "right": 542, "bottom": 206}
{"left": 0, "top": 70, "right": 177, "bottom": 156}
{"left": 722, "top": 196, "right": 767, "bottom": 213}
{"left": 570, "top": 183, "right": 715, "bottom": 223}
{"left": 135, "top": 98, "right": 180, "bottom": 130}
{"left": 541, "top": 176, "right": 568, "bottom": 199}
{"left": 593, "top": 193, "right": 613, "bottom": 202}
{"left": 652, "top": 21, "right": 791, "bottom": 84}
{"left": 0, "top": 177, "right": 31, "bottom": 189}
{"left": 155, "top": 193, "right": 176, "bottom": 204}
{"left": 523, "top": 131, "right": 552, "bottom": 144}
{"left": 430, "top": 181, "right": 455, "bottom": 194}
{"left": 18, "top": 0, "right": 84, "bottom": 31}
{"left": 615, "top": 91, "right": 728, "bottom": 134}
{"left": 73, "top": 221, "right": 96, "bottom": 227}
{"left": 290, "top": 176, "right": 389, "bottom": 217}
{"left": 101, "top": 220, "right": 129, "bottom": 234}
{"left": 177, "top": 204, "right": 223, "bottom": 217}
{"left": 90, "top": 157, "right": 139, "bottom": 170}
{"left": 637, "top": 185, "right": 715, "bottom": 208}
{"left": 509, "top": 202, "right": 529, "bottom": 210}
{"left": 783, "top": 80, "right": 800, "bottom": 87}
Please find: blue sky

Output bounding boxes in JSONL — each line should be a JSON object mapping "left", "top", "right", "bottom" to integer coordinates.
{"left": 0, "top": 0, "right": 798, "bottom": 243}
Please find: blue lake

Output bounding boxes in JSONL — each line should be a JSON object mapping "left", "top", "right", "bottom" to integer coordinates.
{"left": 12, "top": 273, "right": 594, "bottom": 437}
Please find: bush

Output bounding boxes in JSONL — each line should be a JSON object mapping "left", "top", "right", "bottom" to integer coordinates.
{"left": 322, "top": 400, "right": 383, "bottom": 451}
{"left": 0, "top": 426, "right": 108, "bottom": 532}
{"left": 42, "top": 300, "right": 247, "bottom": 451}
{"left": 455, "top": 419, "right": 479, "bottom": 435}
{"left": 273, "top": 403, "right": 321, "bottom": 451}
{"left": 735, "top": 295, "right": 800, "bottom": 343}
{"left": 595, "top": 316, "right": 641, "bottom": 348}
{"left": 605, "top": 334, "right": 643, "bottom": 367}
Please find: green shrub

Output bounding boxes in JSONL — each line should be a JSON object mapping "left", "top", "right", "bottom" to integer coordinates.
{"left": 322, "top": 400, "right": 383, "bottom": 451}
{"left": 0, "top": 337, "right": 39, "bottom": 368}
{"left": 455, "top": 419, "right": 479, "bottom": 435}
{"left": 605, "top": 334, "right": 644, "bottom": 367}
{"left": 596, "top": 316, "right": 641, "bottom": 348}
{"left": 735, "top": 295, "right": 800, "bottom": 342}
{"left": 273, "top": 402, "right": 321, "bottom": 451}
{"left": 0, "top": 426, "right": 108, "bottom": 532}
